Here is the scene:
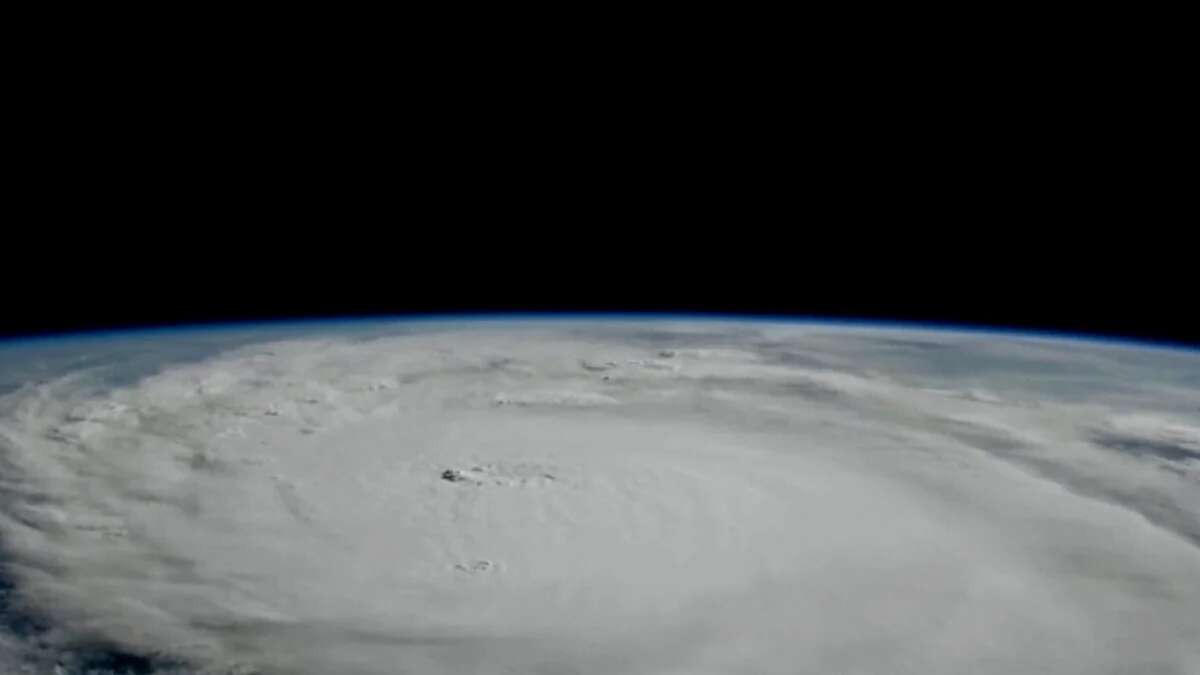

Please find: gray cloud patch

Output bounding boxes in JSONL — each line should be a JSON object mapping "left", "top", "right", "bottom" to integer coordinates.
{"left": 1089, "top": 431, "right": 1200, "bottom": 463}
{"left": 847, "top": 336, "right": 961, "bottom": 352}
{"left": 931, "top": 417, "right": 1028, "bottom": 454}
{"left": 926, "top": 417, "right": 1200, "bottom": 551}
{"left": 2, "top": 562, "right": 197, "bottom": 675}
{"left": 1022, "top": 455, "right": 1200, "bottom": 551}
{"left": 692, "top": 375, "right": 845, "bottom": 403}
{"left": 748, "top": 342, "right": 853, "bottom": 371}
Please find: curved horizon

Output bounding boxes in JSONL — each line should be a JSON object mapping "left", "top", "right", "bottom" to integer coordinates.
{"left": 1, "top": 314, "right": 1198, "bottom": 673}
{"left": 2, "top": 311, "right": 1197, "bottom": 354}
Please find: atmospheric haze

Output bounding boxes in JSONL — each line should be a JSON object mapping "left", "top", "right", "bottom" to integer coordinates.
{"left": 0, "top": 318, "right": 1198, "bottom": 674}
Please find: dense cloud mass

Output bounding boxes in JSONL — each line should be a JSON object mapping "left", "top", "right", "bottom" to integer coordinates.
{"left": 0, "top": 320, "right": 1198, "bottom": 674}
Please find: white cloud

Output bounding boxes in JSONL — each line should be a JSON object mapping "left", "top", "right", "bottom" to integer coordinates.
{"left": 0, "top": 322, "right": 1197, "bottom": 674}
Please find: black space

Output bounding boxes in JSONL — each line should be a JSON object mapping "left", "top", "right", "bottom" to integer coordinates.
{"left": 1, "top": 239, "right": 1195, "bottom": 349}
{"left": 7, "top": 56, "right": 1191, "bottom": 348}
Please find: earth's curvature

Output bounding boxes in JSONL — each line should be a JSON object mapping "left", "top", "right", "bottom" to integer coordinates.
{"left": 0, "top": 317, "right": 1198, "bottom": 674}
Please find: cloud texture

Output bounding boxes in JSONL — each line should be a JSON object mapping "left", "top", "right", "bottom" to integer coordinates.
{"left": 0, "top": 321, "right": 1197, "bottom": 674}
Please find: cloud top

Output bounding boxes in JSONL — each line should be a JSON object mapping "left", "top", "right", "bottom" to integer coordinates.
{"left": 0, "top": 321, "right": 1197, "bottom": 674}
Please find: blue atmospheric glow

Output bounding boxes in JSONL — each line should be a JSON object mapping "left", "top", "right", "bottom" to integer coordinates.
{"left": 0, "top": 311, "right": 1195, "bottom": 355}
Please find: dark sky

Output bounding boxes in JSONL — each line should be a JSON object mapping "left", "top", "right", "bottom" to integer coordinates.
{"left": 8, "top": 98, "right": 1189, "bottom": 346}
{"left": 2, "top": 240, "right": 1195, "bottom": 349}
{"left": 10, "top": 34, "right": 1188, "bottom": 347}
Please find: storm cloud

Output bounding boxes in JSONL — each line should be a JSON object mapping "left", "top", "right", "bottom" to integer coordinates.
{"left": 0, "top": 320, "right": 1198, "bottom": 674}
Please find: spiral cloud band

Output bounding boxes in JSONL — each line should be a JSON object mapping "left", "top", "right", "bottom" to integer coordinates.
{"left": 0, "top": 320, "right": 1197, "bottom": 674}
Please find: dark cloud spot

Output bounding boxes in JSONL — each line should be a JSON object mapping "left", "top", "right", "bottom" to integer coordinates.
{"left": 73, "top": 647, "right": 167, "bottom": 675}
{"left": 0, "top": 572, "right": 47, "bottom": 639}
{"left": 775, "top": 380, "right": 843, "bottom": 402}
